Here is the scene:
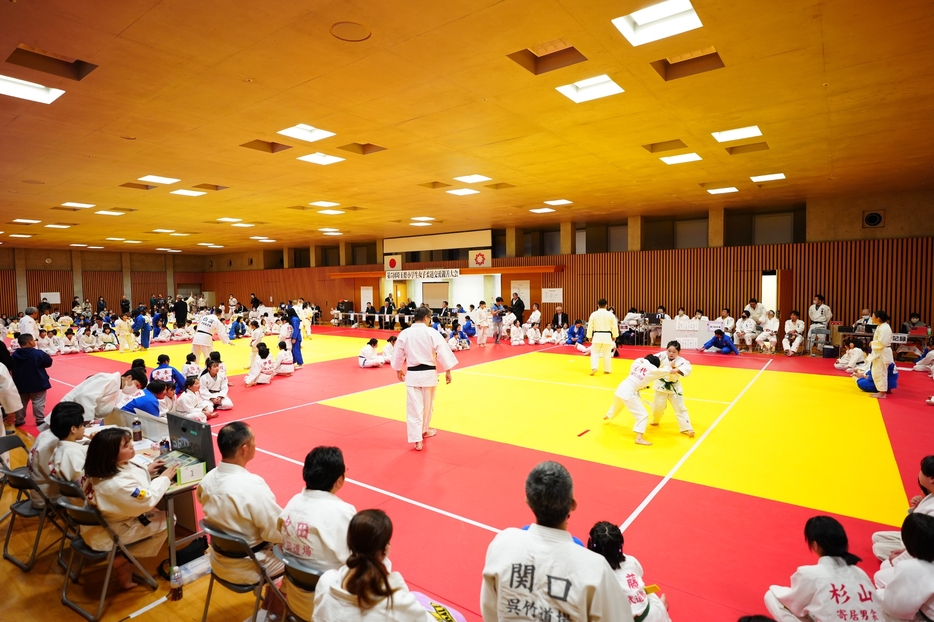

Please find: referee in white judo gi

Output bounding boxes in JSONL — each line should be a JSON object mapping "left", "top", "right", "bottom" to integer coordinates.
{"left": 390, "top": 306, "right": 458, "bottom": 451}
{"left": 191, "top": 307, "right": 231, "bottom": 365}
{"left": 586, "top": 298, "right": 619, "bottom": 376}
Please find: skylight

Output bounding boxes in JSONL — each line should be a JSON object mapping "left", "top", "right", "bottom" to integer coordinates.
{"left": 660, "top": 153, "right": 702, "bottom": 164}
{"left": 707, "top": 187, "right": 738, "bottom": 194}
{"left": 712, "top": 126, "right": 762, "bottom": 143}
{"left": 750, "top": 173, "right": 786, "bottom": 183}
{"left": 453, "top": 175, "right": 492, "bottom": 184}
{"left": 277, "top": 124, "right": 335, "bottom": 143}
{"left": 612, "top": 0, "right": 702, "bottom": 47}
{"left": 446, "top": 189, "right": 480, "bottom": 196}
{"left": 138, "top": 175, "right": 180, "bottom": 184}
{"left": 556, "top": 75, "right": 623, "bottom": 103}
{"left": 297, "top": 153, "right": 345, "bottom": 166}
{"left": 0, "top": 74, "right": 65, "bottom": 104}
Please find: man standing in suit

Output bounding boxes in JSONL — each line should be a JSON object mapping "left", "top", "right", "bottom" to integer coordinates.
{"left": 511, "top": 293, "right": 525, "bottom": 324}
{"left": 552, "top": 306, "right": 569, "bottom": 329}
{"left": 173, "top": 295, "right": 189, "bottom": 331}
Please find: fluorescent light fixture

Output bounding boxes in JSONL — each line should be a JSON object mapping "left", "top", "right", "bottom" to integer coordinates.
{"left": 258, "top": 239, "right": 276, "bottom": 243}
{"left": 612, "top": 0, "right": 702, "bottom": 47}
{"left": 711, "top": 125, "right": 762, "bottom": 143}
{"left": 168, "top": 250, "right": 182, "bottom": 253}
{"left": 411, "top": 217, "right": 435, "bottom": 221}
{"left": 556, "top": 74, "right": 623, "bottom": 103}
{"left": 317, "top": 209, "right": 345, "bottom": 215}
{"left": 137, "top": 175, "right": 180, "bottom": 184}
{"left": 45, "top": 224, "right": 70, "bottom": 229}
{"left": 9, "top": 234, "right": 31, "bottom": 238}
{"left": 453, "top": 175, "right": 491, "bottom": 183}
{"left": 660, "top": 152, "right": 702, "bottom": 164}
{"left": 155, "top": 248, "right": 170, "bottom": 251}
{"left": 323, "top": 232, "right": 343, "bottom": 236}
{"left": 106, "top": 237, "right": 125, "bottom": 241}
{"left": 153, "top": 229, "right": 175, "bottom": 233}
{"left": 750, "top": 173, "right": 786, "bottom": 182}
{"left": 249, "top": 236, "right": 268, "bottom": 240}
{"left": 217, "top": 217, "right": 242, "bottom": 223}
{"left": 88, "top": 246, "right": 103, "bottom": 249}
{"left": 124, "top": 240, "right": 141, "bottom": 244}
{"left": 169, "top": 233, "right": 190, "bottom": 236}
{"left": 231, "top": 223, "right": 254, "bottom": 228}
{"left": 297, "top": 152, "right": 344, "bottom": 165}
{"left": 0, "top": 74, "right": 65, "bottom": 104}
{"left": 277, "top": 124, "right": 335, "bottom": 143}
{"left": 61, "top": 202, "right": 94, "bottom": 208}
{"left": 70, "top": 244, "right": 87, "bottom": 247}
{"left": 12, "top": 219, "right": 40, "bottom": 224}
{"left": 197, "top": 243, "right": 214, "bottom": 246}
{"left": 544, "top": 199, "right": 573, "bottom": 206}
{"left": 317, "top": 228, "right": 339, "bottom": 232}
{"left": 530, "top": 208, "right": 556, "bottom": 214}
{"left": 707, "top": 187, "right": 738, "bottom": 194}
{"left": 409, "top": 223, "right": 432, "bottom": 227}
{"left": 95, "top": 210, "right": 124, "bottom": 216}
{"left": 208, "top": 245, "right": 224, "bottom": 248}
{"left": 170, "top": 189, "right": 206, "bottom": 197}
{"left": 309, "top": 201, "right": 340, "bottom": 208}
{"left": 446, "top": 188, "right": 480, "bottom": 196}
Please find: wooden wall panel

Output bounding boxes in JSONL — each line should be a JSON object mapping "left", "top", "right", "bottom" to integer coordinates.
{"left": 0, "top": 270, "right": 16, "bottom": 316}
{"left": 82, "top": 271, "right": 124, "bottom": 314}
{"left": 130, "top": 272, "right": 168, "bottom": 306}
{"left": 25, "top": 270, "right": 74, "bottom": 312}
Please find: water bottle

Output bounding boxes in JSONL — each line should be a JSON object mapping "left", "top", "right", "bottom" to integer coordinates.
{"left": 131, "top": 418, "right": 143, "bottom": 442}
{"left": 160, "top": 437, "right": 171, "bottom": 455}
{"left": 168, "top": 565, "right": 183, "bottom": 601}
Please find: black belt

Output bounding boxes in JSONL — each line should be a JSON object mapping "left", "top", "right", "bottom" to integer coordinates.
{"left": 920, "top": 611, "right": 933, "bottom": 622}
{"left": 197, "top": 330, "right": 212, "bottom": 335}
{"left": 408, "top": 364, "right": 436, "bottom": 371}
{"left": 593, "top": 330, "right": 612, "bottom": 333}
{"left": 208, "top": 389, "right": 220, "bottom": 393}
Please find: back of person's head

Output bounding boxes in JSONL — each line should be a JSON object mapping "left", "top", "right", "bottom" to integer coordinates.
{"left": 148, "top": 379, "right": 167, "bottom": 397}
{"left": 217, "top": 421, "right": 252, "bottom": 459}
{"left": 131, "top": 358, "right": 146, "bottom": 369}
{"left": 874, "top": 310, "right": 890, "bottom": 322}
{"left": 209, "top": 351, "right": 222, "bottom": 363}
{"left": 525, "top": 461, "right": 574, "bottom": 528}
{"left": 278, "top": 340, "right": 287, "bottom": 351}
{"left": 645, "top": 354, "right": 661, "bottom": 367}
{"left": 387, "top": 336, "right": 397, "bottom": 344}
{"left": 587, "top": 521, "right": 625, "bottom": 569}
{"left": 598, "top": 298, "right": 607, "bottom": 307}
{"left": 17, "top": 333, "right": 33, "bottom": 346}
{"left": 84, "top": 428, "right": 131, "bottom": 479}
{"left": 215, "top": 308, "right": 223, "bottom": 316}
{"left": 804, "top": 516, "right": 860, "bottom": 565}
{"left": 302, "top": 446, "right": 345, "bottom": 491}
{"left": 250, "top": 320, "right": 260, "bottom": 329}
{"left": 414, "top": 306, "right": 431, "bottom": 322}
{"left": 186, "top": 353, "right": 196, "bottom": 363}
{"left": 901, "top": 512, "right": 934, "bottom": 563}
{"left": 49, "top": 402, "right": 86, "bottom": 440}
{"left": 367, "top": 338, "right": 378, "bottom": 347}
{"left": 122, "top": 367, "right": 148, "bottom": 389}
{"left": 344, "top": 509, "right": 396, "bottom": 610}
{"left": 257, "top": 343, "right": 270, "bottom": 359}
{"left": 157, "top": 354, "right": 170, "bottom": 365}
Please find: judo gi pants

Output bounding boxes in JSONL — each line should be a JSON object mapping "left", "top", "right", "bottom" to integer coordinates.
{"left": 192, "top": 343, "right": 213, "bottom": 365}
{"left": 652, "top": 391, "right": 692, "bottom": 432}
{"left": 118, "top": 334, "right": 135, "bottom": 352}
{"left": 783, "top": 336, "right": 803, "bottom": 352}
{"left": 477, "top": 326, "right": 489, "bottom": 345}
{"left": 406, "top": 385, "right": 436, "bottom": 443}
{"left": 764, "top": 590, "right": 809, "bottom": 622}
{"left": 590, "top": 342, "right": 613, "bottom": 373}
{"left": 605, "top": 395, "right": 649, "bottom": 433}
{"left": 359, "top": 357, "right": 382, "bottom": 368}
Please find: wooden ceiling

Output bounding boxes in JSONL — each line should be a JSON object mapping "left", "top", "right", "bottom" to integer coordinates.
{"left": 1, "top": 0, "right": 933, "bottom": 253}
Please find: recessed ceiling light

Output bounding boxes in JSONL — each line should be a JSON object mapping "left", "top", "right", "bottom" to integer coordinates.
{"left": 0, "top": 74, "right": 65, "bottom": 104}
{"left": 249, "top": 236, "right": 268, "bottom": 240}
{"left": 153, "top": 229, "right": 175, "bottom": 233}
{"left": 61, "top": 202, "right": 94, "bottom": 208}
{"left": 106, "top": 237, "right": 125, "bottom": 241}
{"left": 170, "top": 189, "right": 207, "bottom": 197}
{"left": 323, "top": 231, "right": 344, "bottom": 236}
{"left": 544, "top": 199, "right": 573, "bottom": 206}
{"left": 88, "top": 246, "right": 104, "bottom": 249}
{"left": 138, "top": 175, "right": 180, "bottom": 184}
{"left": 258, "top": 239, "right": 276, "bottom": 243}
{"left": 318, "top": 209, "right": 345, "bottom": 215}
{"left": 217, "top": 217, "right": 242, "bottom": 223}
{"left": 612, "top": 0, "right": 702, "bottom": 47}
{"left": 45, "top": 224, "right": 70, "bottom": 229}
{"left": 297, "top": 153, "right": 344, "bottom": 166}
{"left": 446, "top": 188, "right": 480, "bottom": 196}
{"left": 711, "top": 125, "right": 762, "bottom": 143}
{"left": 317, "top": 228, "right": 339, "bottom": 232}
{"left": 208, "top": 245, "right": 224, "bottom": 248}
{"left": 556, "top": 75, "right": 624, "bottom": 103}
{"left": 168, "top": 249, "right": 182, "bottom": 253}
{"left": 411, "top": 217, "right": 435, "bottom": 221}
{"left": 123, "top": 240, "right": 141, "bottom": 244}
{"left": 69, "top": 244, "right": 87, "bottom": 247}
{"left": 197, "top": 243, "right": 214, "bottom": 246}
{"left": 410, "top": 222, "right": 432, "bottom": 227}
{"left": 310, "top": 201, "right": 340, "bottom": 208}
{"left": 277, "top": 124, "right": 335, "bottom": 143}
{"left": 13, "top": 219, "right": 40, "bottom": 224}
{"left": 231, "top": 223, "right": 254, "bottom": 228}
{"left": 530, "top": 208, "right": 556, "bottom": 214}
{"left": 707, "top": 187, "right": 738, "bottom": 194}
{"left": 750, "top": 173, "right": 786, "bottom": 182}
{"left": 169, "top": 233, "right": 190, "bottom": 236}
{"left": 155, "top": 247, "right": 170, "bottom": 251}
{"left": 95, "top": 210, "right": 124, "bottom": 216}
{"left": 9, "top": 234, "right": 31, "bottom": 238}
{"left": 453, "top": 175, "right": 492, "bottom": 183}
{"left": 660, "top": 153, "right": 702, "bottom": 164}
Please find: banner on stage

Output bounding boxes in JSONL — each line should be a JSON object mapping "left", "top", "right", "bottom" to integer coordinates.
{"left": 541, "top": 288, "right": 563, "bottom": 303}
{"left": 385, "top": 269, "right": 460, "bottom": 280}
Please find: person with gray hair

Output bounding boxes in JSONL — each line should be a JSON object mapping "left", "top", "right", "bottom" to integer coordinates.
{"left": 481, "top": 461, "right": 633, "bottom": 622}
{"left": 19, "top": 307, "right": 38, "bottom": 343}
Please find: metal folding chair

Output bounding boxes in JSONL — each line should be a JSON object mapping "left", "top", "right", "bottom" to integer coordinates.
{"left": 807, "top": 327, "right": 832, "bottom": 356}
{"left": 57, "top": 491, "right": 159, "bottom": 621}
{"left": 0, "top": 434, "right": 29, "bottom": 524}
{"left": 0, "top": 463, "right": 61, "bottom": 571}
{"left": 200, "top": 519, "right": 286, "bottom": 622}
{"left": 272, "top": 544, "right": 326, "bottom": 622}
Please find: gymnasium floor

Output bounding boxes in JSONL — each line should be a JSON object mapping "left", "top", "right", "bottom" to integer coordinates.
{"left": 7, "top": 326, "right": 933, "bottom": 621}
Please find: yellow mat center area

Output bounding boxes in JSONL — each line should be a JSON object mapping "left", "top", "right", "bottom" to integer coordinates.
{"left": 322, "top": 352, "right": 906, "bottom": 526}
{"left": 90, "top": 334, "right": 375, "bottom": 375}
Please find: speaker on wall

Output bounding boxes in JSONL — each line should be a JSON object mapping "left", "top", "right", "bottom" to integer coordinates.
{"left": 862, "top": 210, "right": 885, "bottom": 228}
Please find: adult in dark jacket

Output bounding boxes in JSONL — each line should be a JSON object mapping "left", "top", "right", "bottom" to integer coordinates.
{"left": 510, "top": 293, "right": 526, "bottom": 323}
{"left": 120, "top": 296, "right": 131, "bottom": 315}
{"left": 250, "top": 293, "right": 261, "bottom": 310}
{"left": 173, "top": 296, "right": 189, "bottom": 330}
{"left": 97, "top": 296, "right": 107, "bottom": 313}
{"left": 552, "top": 306, "right": 570, "bottom": 329}
{"left": 10, "top": 333, "right": 53, "bottom": 427}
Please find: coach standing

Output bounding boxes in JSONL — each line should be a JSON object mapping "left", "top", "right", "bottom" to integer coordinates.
{"left": 586, "top": 299, "right": 619, "bottom": 376}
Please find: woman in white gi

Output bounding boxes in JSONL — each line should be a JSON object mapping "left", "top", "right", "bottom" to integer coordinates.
{"left": 381, "top": 336, "right": 397, "bottom": 364}
{"left": 244, "top": 343, "right": 276, "bottom": 386}
{"left": 718, "top": 308, "right": 736, "bottom": 338}
{"left": 175, "top": 376, "right": 214, "bottom": 422}
{"left": 604, "top": 354, "right": 669, "bottom": 446}
{"left": 835, "top": 339, "right": 867, "bottom": 373}
{"left": 651, "top": 341, "right": 695, "bottom": 438}
{"left": 588, "top": 521, "right": 671, "bottom": 622}
{"left": 359, "top": 338, "right": 384, "bottom": 368}
{"left": 756, "top": 310, "right": 780, "bottom": 353}
{"left": 860, "top": 310, "right": 896, "bottom": 398}
{"left": 79, "top": 327, "right": 100, "bottom": 353}
{"left": 765, "top": 516, "right": 884, "bottom": 622}
{"left": 733, "top": 311, "right": 757, "bottom": 352}
{"left": 151, "top": 319, "right": 172, "bottom": 343}
{"left": 871, "top": 456, "right": 934, "bottom": 565}
{"left": 510, "top": 320, "right": 525, "bottom": 346}
{"left": 60, "top": 329, "right": 80, "bottom": 354}
{"left": 247, "top": 320, "right": 264, "bottom": 370}
{"left": 81, "top": 428, "right": 177, "bottom": 590}
{"left": 475, "top": 300, "right": 491, "bottom": 348}
{"left": 274, "top": 341, "right": 294, "bottom": 375}
{"left": 526, "top": 323, "right": 542, "bottom": 345}
{"left": 313, "top": 509, "right": 434, "bottom": 622}
{"left": 879, "top": 513, "right": 934, "bottom": 622}
{"left": 807, "top": 294, "right": 833, "bottom": 353}
{"left": 541, "top": 323, "right": 556, "bottom": 344}
{"left": 278, "top": 313, "right": 293, "bottom": 350}
{"left": 199, "top": 360, "right": 233, "bottom": 410}
{"left": 783, "top": 311, "right": 806, "bottom": 356}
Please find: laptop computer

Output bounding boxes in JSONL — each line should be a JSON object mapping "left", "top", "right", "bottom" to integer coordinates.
{"left": 646, "top": 313, "right": 663, "bottom": 326}
{"left": 167, "top": 413, "right": 217, "bottom": 472}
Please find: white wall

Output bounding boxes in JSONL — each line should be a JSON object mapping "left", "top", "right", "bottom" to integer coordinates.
{"left": 450, "top": 274, "right": 497, "bottom": 309}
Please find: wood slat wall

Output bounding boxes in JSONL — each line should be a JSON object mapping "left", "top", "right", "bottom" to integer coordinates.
{"left": 0, "top": 270, "right": 16, "bottom": 316}
{"left": 203, "top": 266, "right": 381, "bottom": 311}
{"left": 130, "top": 272, "right": 168, "bottom": 307}
{"left": 25, "top": 270, "right": 74, "bottom": 312}
{"left": 82, "top": 271, "right": 124, "bottom": 314}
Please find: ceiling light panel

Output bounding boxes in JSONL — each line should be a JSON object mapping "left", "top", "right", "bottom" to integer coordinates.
{"left": 530, "top": 208, "right": 556, "bottom": 213}
{"left": 711, "top": 125, "right": 762, "bottom": 143}
{"left": 297, "top": 153, "right": 344, "bottom": 165}
{"left": 317, "top": 228, "right": 339, "bottom": 232}
{"left": 317, "top": 209, "right": 345, "bottom": 215}
{"left": 707, "top": 187, "right": 738, "bottom": 194}
{"left": 153, "top": 229, "right": 175, "bottom": 233}
{"left": 123, "top": 240, "right": 141, "bottom": 244}
{"left": 750, "top": 173, "right": 786, "bottom": 182}
{"left": 277, "top": 124, "right": 335, "bottom": 143}
{"left": 660, "top": 153, "right": 702, "bottom": 164}
{"left": 169, "top": 233, "right": 190, "bottom": 236}
{"left": 612, "top": 0, "right": 703, "bottom": 47}
{"left": 95, "top": 210, "right": 124, "bottom": 216}
{"left": 250, "top": 236, "right": 268, "bottom": 239}
{"left": 231, "top": 223, "right": 255, "bottom": 228}
{"left": 170, "top": 189, "right": 207, "bottom": 197}
{"left": 208, "top": 245, "right": 224, "bottom": 248}
{"left": 13, "top": 219, "right": 40, "bottom": 224}
{"left": 544, "top": 199, "right": 572, "bottom": 206}
{"left": 69, "top": 244, "right": 86, "bottom": 247}
{"left": 453, "top": 175, "right": 492, "bottom": 183}
{"left": 88, "top": 246, "right": 103, "bottom": 249}
{"left": 258, "top": 239, "right": 276, "bottom": 242}
{"left": 446, "top": 188, "right": 480, "bottom": 196}
{"left": 9, "top": 234, "right": 32, "bottom": 238}
{"left": 61, "top": 202, "right": 94, "bottom": 208}
{"left": 411, "top": 217, "right": 435, "bottom": 221}
{"left": 138, "top": 175, "right": 180, "bottom": 184}
{"left": 45, "top": 224, "right": 70, "bottom": 229}
{"left": 410, "top": 222, "right": 432, "bottom": 227}
{"left": 323, "top": 231, "right": 344, "bottom": 235}
{"left": 106, "top": 237, "right": 125, "bottom": 241}
{"left": 310, "top": 201, "right": 340, "bottom": 207}
{"left": 217, "top": 217, "right": 242, "bottom": 222}
{"left": 556, "top": 75, "right": 623, "bottom": 103}
{"left": 0, "top": 74, "right": 65, "bottom": 104}
{"left": 197, "top": 243, "right": 214, "bottom": 246}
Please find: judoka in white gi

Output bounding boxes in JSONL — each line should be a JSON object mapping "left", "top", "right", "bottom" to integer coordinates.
{"left": 526, "top": 324, "right": 542, "bottom": 345}
{"left": 718, "top": 308, "right": 736, "bottom": 338}
{"left": 765, "top": 516, "right": 884, "bottom": 622}
{"left": 60, "top": 330, "right": 80, "bottom": 354}
{"left": 247, "top": 320, "right": 264, "bottom": 369}
{"left": 914, "top": 348, "right": 934, "bottom": 373}
{"left": 79, "top": 328, "right": 100, "bottom": 353}
{"left": 756, "top": 310, "right": 780, "bottom": 353}
{"left": 359, "top": 338, "right": 384, "bottom": 368}
{"left": 745, "top": 298, "right": 767, "bottom": 325}
{"left": 807, "top": 294, "right": 833, "bottom": 351}
{"left": 481, "top": 461, "right": 634, "bottom": 622}
{"left": 244, "top": 343, "right": 275, "bottom": 386}
{"left": 114, "top": 313, "right": 136, "bottom": 353}
{"left": 191, "top": 308, "right": 230, "bottom": 366}
{"left": 651, "top": 341, "right": 695, "bottom": 438}
{"left": 877, "top": 513, "right": 934, "bottom": 622}
{"left": 522, "top": 304, "right": 542, "bottom": 335}
{"left": 604, "top": 354, "right": 669, "bottom": 445}
{"left": 586, "top": 299, "right": 619, "bottom": 376}
{"left": 835, "top": 340, "right": 867, "bottom": 373}
{"left": 199, "top": 360, "right": 234, "bottom": 410}
{"left": 381, "top": 336, "right": 396, "bottom": 363}
{"left": 783, "top": 311, "right": 806, "bottom": 356}
{"left": 859, "top": 311, "right": 896, "bottom": 398}
{"left": 871, "top": 456, "right": 934, "bottom": 564}
{"left": 510, "top": 321, "right": 526, "bottom": 346}
{"left": 733, "top": 311, "right": 757, "bottom": 350}
{"left": 175, "top": 376, "right": 214, "bottom": 422}
{"left": 390, "top": 307, "right": 458, "bottom": 451}
{"left": 540, "top": 324, "right": 556, "bottom": 344}
{"left": 274, "top": 342, "right": 294, "bottom": 375}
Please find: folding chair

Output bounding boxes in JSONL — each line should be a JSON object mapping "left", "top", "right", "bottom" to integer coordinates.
{"left": 57, "top": 492, "right": 159, "bottom": 622}
{"left": 272, "top": 544, "right": 326, "bottom": 622}
{"left": 0, "top": 463, "right": 61, "bottom": 571}
{"left": 51, "top": 476, "right": 88, "bottom": 570}
{"left": 0, "top": 434, "right": 29, "bottom": 524}
{"left": 807, "top": 327, "right": 832, "bottom": 356}
{"left": 201, "top": 519, "right": 286, "bottom": 622}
